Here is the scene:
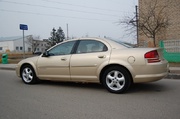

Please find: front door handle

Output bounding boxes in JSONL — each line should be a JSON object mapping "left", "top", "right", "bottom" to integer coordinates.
{"left": 61, "top": 57, "right": 67, "bottom": 61}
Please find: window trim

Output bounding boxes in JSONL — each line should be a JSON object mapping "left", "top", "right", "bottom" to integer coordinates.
{"left": 47, "top": 40, "right": 77, "bottom": 56}
{"left": 75, "top": 39, "right": 108, "bottom": 54}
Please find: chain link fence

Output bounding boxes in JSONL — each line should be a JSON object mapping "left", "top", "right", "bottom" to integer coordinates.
{"left": 159, "top": 40, "right": 180, "bottom": 62}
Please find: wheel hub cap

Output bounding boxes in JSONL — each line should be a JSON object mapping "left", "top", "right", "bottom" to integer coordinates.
{"left": 106, "top": 70, "right": 125, "bottom": 91}
{"left": 22, "top": 68, "right": 33, "bottom": 83}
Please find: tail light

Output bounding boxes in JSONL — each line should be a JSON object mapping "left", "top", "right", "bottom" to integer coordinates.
{"left": 144, "top": 50, "right": 161, "bottom": 63}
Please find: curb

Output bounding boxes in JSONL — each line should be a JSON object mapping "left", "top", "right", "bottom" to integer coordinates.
{"left": 165, "top": 73, "right": 180, "bottom": 79}
{"left": 167, "top": 67, "right": 180, "bottom": 79}
{"left": 0, "top": 64, "right": 16, "bottom": 70}
{"left": 0, "top": 67, "right": 16, "bottom": 70}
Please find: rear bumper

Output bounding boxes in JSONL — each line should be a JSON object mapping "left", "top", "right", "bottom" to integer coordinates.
{"left": 133, "top": 72, "right": 168, "bottom": 83}
{"left": 132, "top": 60, "right": 169, "bottom": 83}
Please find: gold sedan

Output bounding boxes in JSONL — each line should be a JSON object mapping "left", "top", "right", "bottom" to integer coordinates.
{"left": 16, "top": 37, "right": 169, "bottom": 93}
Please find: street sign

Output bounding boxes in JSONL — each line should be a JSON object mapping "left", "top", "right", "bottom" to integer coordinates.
{"left": 20, "top": 24, "right": 28, "bottom": 30}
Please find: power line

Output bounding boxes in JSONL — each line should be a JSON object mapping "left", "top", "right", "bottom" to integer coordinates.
{"left": 1, "top": 0, "right": 122, "bottom": 18}
{"left": 0, "top": 9, "right": 117, "bottom": 22}
{"left": 42, "top": 0, "right": 130, "bottom": 13}
{"left": 104, "top": 0, "right": 123, "bottom": 5}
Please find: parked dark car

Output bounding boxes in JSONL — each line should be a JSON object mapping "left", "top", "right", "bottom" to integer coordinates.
{"left": 33, "top": 52, "right": 42, "bottom": 55}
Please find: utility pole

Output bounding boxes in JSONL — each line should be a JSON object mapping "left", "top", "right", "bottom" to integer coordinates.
{"left": 66, "top": 24, "right": 69, "bottom": 40}
{"left": 135, "top": 5, "right": 139, "bottom": 46}
{"left": 129, "top": 6, "right": 139, "bottom": 46}
{"left": 22, "top": 30, "right": 25, "bottom": 58}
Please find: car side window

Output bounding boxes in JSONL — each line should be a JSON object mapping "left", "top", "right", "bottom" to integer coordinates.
{"left": 48, "top": 41, "right": 76, "bottom": 56}
{"left": 76, "top": 40, "right": 108, "bottom": 54}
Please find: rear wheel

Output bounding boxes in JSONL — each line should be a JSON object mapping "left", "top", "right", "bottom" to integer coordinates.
{"left": 21, "top": 65, "right": 38, "bottom": 84}
{"left": 102, "top": 66, "right": 131, "bottom": 94}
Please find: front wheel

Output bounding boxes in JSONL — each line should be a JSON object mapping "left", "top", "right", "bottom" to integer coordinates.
{"left": 102, "top": 66, "right": 132, "bottom": 94}
{"left": 21, "top": 65, "right": 38, "bottom": 84}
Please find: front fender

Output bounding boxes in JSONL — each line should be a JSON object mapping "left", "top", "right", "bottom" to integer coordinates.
{"left": 17, "top": 57, "right": 39, "bottom": 77}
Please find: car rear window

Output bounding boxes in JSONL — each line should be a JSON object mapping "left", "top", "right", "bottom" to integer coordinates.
{"left": 108, "top": 38, "right": 134, "bottom": 48}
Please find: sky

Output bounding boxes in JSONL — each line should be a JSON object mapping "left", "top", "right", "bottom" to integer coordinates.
{"left": 0, "top": 0, "right": 138, "bottom": 43}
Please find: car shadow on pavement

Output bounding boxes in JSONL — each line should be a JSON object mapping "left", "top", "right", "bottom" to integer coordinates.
{"left": 39, "top": 80, "right": 168, "bottom": 94}
{"left": 16, "top": 79, "right": 169, "bottom": 94}
{"left": 128, "top": 82, "right": 168, "bottom": 93}
{"left": 40, "top": 80, "right": 104, "bottom": 90}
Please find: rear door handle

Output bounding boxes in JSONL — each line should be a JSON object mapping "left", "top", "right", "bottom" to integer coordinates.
{"left": 98, "top": 55, "right": 106, "bottom": 58}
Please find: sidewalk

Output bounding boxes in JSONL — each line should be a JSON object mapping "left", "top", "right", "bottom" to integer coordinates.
{"left": 166, "top": 67, "right": 180, "bottom": 79}
{"left": 0, "top": 64, "right": 17, "bottom": 70}
{"left": 0, "top": 64, "right": 180, "bottom": 79}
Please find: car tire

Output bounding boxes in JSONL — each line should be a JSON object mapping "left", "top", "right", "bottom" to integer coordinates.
{"left": 21, "top": 65, "right": 38, "bottom": 84}
{"left": 102, "top": 66, "right": 132, "bottom": 94}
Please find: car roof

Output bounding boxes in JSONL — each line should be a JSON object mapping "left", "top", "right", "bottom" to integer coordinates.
{"left": 77, "top": 37, "right": 128, "bottom": 49}
{"left": 52, "top": 37, "right": 128, "bottom": 50}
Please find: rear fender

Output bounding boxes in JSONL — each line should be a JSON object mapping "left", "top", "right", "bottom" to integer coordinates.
{"left": 97, "top": 59, "right": 136, "bottom": 80}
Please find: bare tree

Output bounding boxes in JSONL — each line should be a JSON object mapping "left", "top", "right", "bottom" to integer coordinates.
{"left": 119, "top": 0, "right": 170, "bottom": 47}
{"left": 26, "top": 35, "right": 40, "bottom": 53}
{"left": 118, "top": 14, "right": 137, "bottom": 45}
{"left": 139, "top": 0, "right": 170, "bottom": 47}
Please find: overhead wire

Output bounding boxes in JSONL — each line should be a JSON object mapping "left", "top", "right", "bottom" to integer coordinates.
{"left": 0, "top": 0, "right": 129, "bottom": 22}
{"left": 0, "top": 9, "right": 118, "bottom": 22}
{"left": 0, "top": 0, "right": 123, "bottom": 18}
{"left": 42, "top": 0, "right": 130, "bottom": 13}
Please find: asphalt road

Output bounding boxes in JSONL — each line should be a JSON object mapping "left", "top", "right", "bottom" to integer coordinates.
{"left": 0, "top": 70, "right": 180, "bottom": 119}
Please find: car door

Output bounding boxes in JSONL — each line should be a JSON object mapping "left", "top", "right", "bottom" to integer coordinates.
{"left": 70, "top": 39, "right": 111, "bottom": 82}
{"left": 36, "top": 40, "right": 76, "bottom": 81}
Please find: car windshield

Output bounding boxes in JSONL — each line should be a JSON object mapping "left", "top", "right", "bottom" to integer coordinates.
{"left": 107, "top": 38, "right": 134, "bottom": 48}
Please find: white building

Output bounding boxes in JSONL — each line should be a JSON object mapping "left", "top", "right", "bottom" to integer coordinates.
{"left": 32, "top": 39, "right": 49, "bottom": 53}
{"left": 0, "top": 36, "right": 48, "bottom": 53}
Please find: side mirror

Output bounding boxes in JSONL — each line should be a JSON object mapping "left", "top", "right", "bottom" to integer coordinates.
{"left": 42, "top": 51, "right": 49, "bottom": 57}
{"left": 33, "top": 52, "right": 42, "bottom": 55}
